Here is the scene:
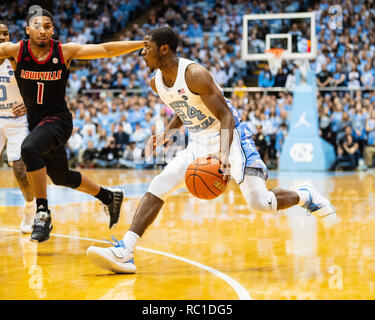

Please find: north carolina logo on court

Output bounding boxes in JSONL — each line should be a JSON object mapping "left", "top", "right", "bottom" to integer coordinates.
{"left": 289, "top": 143, "right": 314, "bottom": 162}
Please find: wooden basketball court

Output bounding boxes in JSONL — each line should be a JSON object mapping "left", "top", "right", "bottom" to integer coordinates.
{"left": 0, "top": 168, "right": 374, "bottom": 300}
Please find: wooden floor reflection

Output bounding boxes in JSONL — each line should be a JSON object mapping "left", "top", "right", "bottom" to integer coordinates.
{"left": 0, "top": 168, "right": 374, "bottom": 300}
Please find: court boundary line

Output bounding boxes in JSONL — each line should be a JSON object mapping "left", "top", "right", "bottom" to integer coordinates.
{"left": 0, "top": 228, "right": 251, "bottom": 300}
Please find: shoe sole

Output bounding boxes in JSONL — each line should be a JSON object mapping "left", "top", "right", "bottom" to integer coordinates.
{"left": 20, "top": 229, "right": 33, "bottom": 234}
{"left": 298, "top": 183, "right": 337, "bottom": 214}
{"left": 301, "top": 186, "right": 339, "bottom": 227}
{"left": 86, "top": 247, "right": 136, "bottom": 274}
{"left": 109, "top": 188, "right": 124, "bottom": 230}
{"left": 311, "top": 201, "right": 335, "bottom": 217}
{"left": 30, "top": 235, "right": 50, "bottom": 243}
{"left": 30, "top": 225, "right": 53, "bottom": 243}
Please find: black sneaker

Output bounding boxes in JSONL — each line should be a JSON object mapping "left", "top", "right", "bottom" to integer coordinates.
{"left": 103, "top": 188, "right": 124, "bottom": 229}
{"left": 30, "top": 210, "right": 53, "bottom": 243}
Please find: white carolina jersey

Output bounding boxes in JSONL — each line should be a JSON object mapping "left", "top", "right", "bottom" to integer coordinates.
{"left": 0, "top": 59, "right": 24, "bottom": 117}
{"left": 155, "top": 58, "right": 222, "bottom": 140}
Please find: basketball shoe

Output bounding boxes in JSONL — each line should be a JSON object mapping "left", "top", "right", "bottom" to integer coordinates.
{"left": 20, "top": 203, "right": 35, "bottom": 234}
{"left": 297, "top": 183, "right": 338, "bottom": 227}
{"left": 30, "top": 208, "right": 53, "bottom": 242}
{"left": 86, "top": 236, "right": 136, "bottom": 274}
{"left": 102, "top": 188, "right": 124, "bottom": 229}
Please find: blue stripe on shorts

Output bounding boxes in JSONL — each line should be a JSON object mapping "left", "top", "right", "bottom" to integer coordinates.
{"left": 225, "top": 100, "right": 268, "bottom": 177}
{"left": 235, "top": 121, "right": 268, "bottom": 171}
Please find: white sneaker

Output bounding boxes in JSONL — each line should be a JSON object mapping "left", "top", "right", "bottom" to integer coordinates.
{"left": 20, "top": 206, "right": 35, "bottom": 234}
{"left": 86, "top": 237, "right": 136, "bottom": 274}
{"left": 297, "top": 183, "right": 338, "bottom": 227}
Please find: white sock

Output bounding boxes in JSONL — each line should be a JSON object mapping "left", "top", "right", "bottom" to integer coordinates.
{"left": 25, "top": 201, "right": 34, "bottom": 215}
{"left": 123, "top": 231, "right": 140, "bottom": 253}
{"left": 296, "top": 190, "right": 310, "bottom": 206}
{"left": 26, "top": 200, "right": 34, "bottom": 207}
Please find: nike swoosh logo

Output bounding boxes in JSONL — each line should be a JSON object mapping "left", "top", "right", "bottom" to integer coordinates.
{"left": 268, "top": 198, "right": 273, "bottom": 208}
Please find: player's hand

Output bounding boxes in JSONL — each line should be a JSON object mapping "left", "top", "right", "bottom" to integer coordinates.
{"left": 218, "top": 156, "right": 231, "bottom": 181}
{"left": 206, "top": 154, "right": 231, "bottom": 178}
{"left": 219, "top": 162, "right": 231, "bottom": 180}
{"left": 12, "top": 103, "right": 27, "bottom": 117}
{"left": 145, "top": 133, "right": 168, "bottom": 158}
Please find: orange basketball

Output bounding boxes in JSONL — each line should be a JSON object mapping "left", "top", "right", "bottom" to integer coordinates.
{"left": 185, "top": 156, "right": 227, "bottom": 200}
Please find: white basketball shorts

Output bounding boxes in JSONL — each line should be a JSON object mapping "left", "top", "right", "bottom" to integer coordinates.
{"left": 0, "top": 115, "right": 29, "bottom": 163}
{"left": 148, "top": 123, "right": 267, "bottom": 201}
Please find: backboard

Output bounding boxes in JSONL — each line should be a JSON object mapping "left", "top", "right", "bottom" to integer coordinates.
{"left": 242, "top": 12, "right": 317, "bottom": 62}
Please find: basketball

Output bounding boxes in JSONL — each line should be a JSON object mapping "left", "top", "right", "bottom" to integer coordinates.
{"left": 185, "top": 156, "right": 227, "bottom": 200}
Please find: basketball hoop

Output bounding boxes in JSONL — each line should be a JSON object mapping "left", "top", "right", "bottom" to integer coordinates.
{"left": 265, "top": 48, "right": 284, "bottom": 76}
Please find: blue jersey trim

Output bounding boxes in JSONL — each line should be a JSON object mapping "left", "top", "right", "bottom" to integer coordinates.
{"left": 0, "top": 116, "right": 17, "bottom": 119}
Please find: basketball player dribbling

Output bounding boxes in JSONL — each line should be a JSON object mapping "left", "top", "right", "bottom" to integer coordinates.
{"left": 86, "top": 27, "right": 337, "bottom": 274}
{"left": 0, "top": 21, "right": 35, "bottom": 233}
{"left": 0, "top": 7, "right": 144, "bottom": 242}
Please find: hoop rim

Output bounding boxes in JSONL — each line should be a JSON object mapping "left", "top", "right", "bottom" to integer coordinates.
{"left": 265, "top": 48, "right": 285, "bottom": 58}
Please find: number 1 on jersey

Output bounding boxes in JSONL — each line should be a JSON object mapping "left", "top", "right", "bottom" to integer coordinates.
{"left": 37, "top": 82, "right": 44, "bottom": 104}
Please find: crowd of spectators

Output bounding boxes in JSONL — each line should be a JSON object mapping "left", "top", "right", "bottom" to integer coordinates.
{"left": 2, "top": 0, "right": 375, "bottom": 171}
{"left": 318, "top": 90, "right": 375, "bottom": 171}
{"left": 1, "top": 0, "right": 148, "bottom": 45}
{"left": 64, "top": 92, "right": 188, "bottom": 169}
{"left": 252, "top": 0, "right": 375, "bottom": 170}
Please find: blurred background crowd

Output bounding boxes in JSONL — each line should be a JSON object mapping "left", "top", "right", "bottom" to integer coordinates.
{"left": 1, "top": 0, "right": 375, "bottom": 171}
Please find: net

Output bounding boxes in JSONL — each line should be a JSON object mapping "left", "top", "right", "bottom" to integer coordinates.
{"left": 265, "top": 48, "right": 284, "bottom": 76}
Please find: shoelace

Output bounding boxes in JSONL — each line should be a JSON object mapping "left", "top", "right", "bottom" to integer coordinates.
{"left": 34, "top": 215, "right": 51, "bottom": 230}
{"left": 36, "top": 211, "right": 50, "bottom": 220}
{"left": 299, "top": 188, "right": 312, "bottom": 216}
{"left": 105, "top": 235, "right": 125, "bottom": 248}
{"left": 101, "top": 189, "right": 122, "bottom": 210}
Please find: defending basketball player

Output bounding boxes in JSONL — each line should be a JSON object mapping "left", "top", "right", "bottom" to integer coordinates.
{"left": 86, "top": 27, "right": 337, "bottom": 273}
{"left": 0, "top": 21, "right": 35, "bottom": 233}
{"left": 0, "top": 7, "right": 144, "bottom": 242}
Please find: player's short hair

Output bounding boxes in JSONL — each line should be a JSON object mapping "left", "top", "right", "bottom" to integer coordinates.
{"left": 26, "top": 7, "right": 54, "bottom": 26}
{"left": 147, "top": 26, "right": 178, "bottom": 53}
{"left": 0, "top": 20, "right": 7, "bottom": 27}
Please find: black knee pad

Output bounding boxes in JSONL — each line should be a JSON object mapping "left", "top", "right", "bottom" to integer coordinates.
{"left": 49, "top": 170, "right": 81, "bottom": 189}
{"left": 21, "top": 139, "right": 45, "bottom": 172}
{"left": 67, "top": 170, "right": 82, "bottom": 189}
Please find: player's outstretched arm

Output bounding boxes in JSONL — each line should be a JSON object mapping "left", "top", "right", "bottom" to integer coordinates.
{"left": 0, "top": 42, "right": 20, "bottom": 60}
{"left": 62, "top": 41, "right": 144, "bottom": 61}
